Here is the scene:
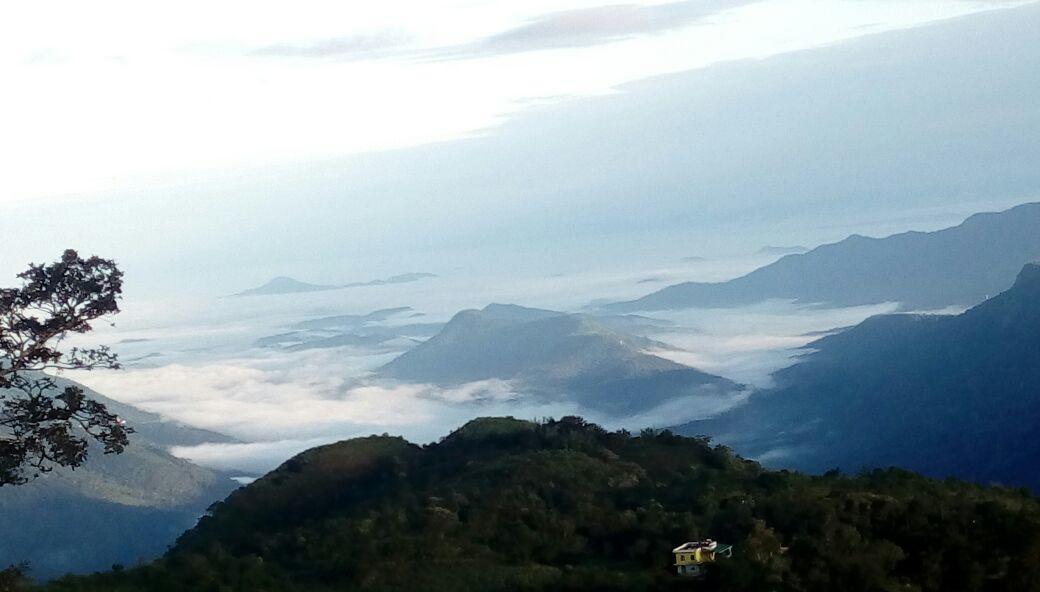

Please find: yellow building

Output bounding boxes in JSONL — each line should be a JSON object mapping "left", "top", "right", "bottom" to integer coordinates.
{"left": 673, "top": 540, "right": 733, "bottom": 577}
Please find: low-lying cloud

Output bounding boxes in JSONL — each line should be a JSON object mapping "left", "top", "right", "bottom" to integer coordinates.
{"left": 78, "top": 343, "right": 749, "bottom": 474}
{"left": 78, "top": 349, "right": 523, "bottom": 442}
{"left": 641, "top": 300, "right": 899, "bottom": 386}
{"left": 74, "top": 272, "right": 901, "bottom": 476}
{"left": 169, "top": 386, "right": 749, "bottom": 475}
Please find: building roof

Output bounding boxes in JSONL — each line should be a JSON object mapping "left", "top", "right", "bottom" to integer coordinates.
{"left": 672, "top": 540, "right": 716, "bottom": 553}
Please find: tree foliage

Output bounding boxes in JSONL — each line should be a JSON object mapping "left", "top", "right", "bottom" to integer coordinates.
{"left": 0, "top": 563, "right": 32, "bottom": 592}
{"left": 43, "top": 416, "right": 1040, "bottom": 591}
{"left": 0, "top": 250, "right": 129, "bottom": 486}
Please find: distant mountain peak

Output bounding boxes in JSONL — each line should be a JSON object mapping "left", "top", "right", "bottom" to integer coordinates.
{"left": 235, "top": 272, "right": 438, "bottom": 297}
{"left": 263, "top": 276, "right": 326, "bottom": 289}
{"left": 481, "top": 303, "right": 562, "bottom": 321}
{"left": 234, "top": 276, "right": 338, "bottom": 296}
{"left": 381, "top": 303, "right": 741, "bottom": 414}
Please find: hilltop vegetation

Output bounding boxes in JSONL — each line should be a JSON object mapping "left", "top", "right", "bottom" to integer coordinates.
{"left": 42, "top": 417, "right": 1040, "bottom": 592}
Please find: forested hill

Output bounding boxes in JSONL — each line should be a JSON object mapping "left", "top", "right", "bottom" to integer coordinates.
{"left": 43, "top": 417, "right": 1040, "bottom": 592}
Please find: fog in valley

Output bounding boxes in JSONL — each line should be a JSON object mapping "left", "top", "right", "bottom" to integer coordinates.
{"left": 60, "top": 254, "right": 903, "bottom": 475}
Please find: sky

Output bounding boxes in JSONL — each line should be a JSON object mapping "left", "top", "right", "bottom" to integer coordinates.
{"left": 2, "top": 0, "right": 1038, "bottom": 297}
{"left": 1, "top": 1, "right": 1022, "bottom": 203}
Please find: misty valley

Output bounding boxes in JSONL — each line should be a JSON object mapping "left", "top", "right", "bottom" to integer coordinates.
{"left": 5, "top": 2, "right": 1040, "bottom": 591}
{"left": 4, "top": 201, "right": 1040, "bottom": 591}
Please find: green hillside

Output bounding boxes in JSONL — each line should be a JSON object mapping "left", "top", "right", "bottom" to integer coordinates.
{"left": 40, "top": 417, "right": 1040, "bottom": 592}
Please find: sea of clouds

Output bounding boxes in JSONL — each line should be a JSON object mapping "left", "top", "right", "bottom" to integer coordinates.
{"left": 68, "top": 257, "right": 910, "bottom": 475}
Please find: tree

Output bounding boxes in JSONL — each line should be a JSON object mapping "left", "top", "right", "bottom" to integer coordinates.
{"left": 0, "top": 249, "right": 130, "bottom": 486}
{"left": 0, "top": 563, "right": 32, "bottom": 592}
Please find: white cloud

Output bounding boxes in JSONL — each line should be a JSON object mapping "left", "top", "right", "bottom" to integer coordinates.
{"left": 641, "top": 300, "right": 900, "bottom": 386}
{"left": 162, "top": 383, "right": 749, "bottom": 474}
{"left": 169, "top": 384, "right": 750, "bottom": 475}
{"left": 76, "top": 351, "right": 485, "bottom": 441}
{"left": 77, "top": 334, "right": 752, "bottom": 473}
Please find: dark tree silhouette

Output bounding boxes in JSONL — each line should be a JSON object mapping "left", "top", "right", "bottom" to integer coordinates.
{"left": 0, "top": 562, "right": 31, "bottom": 591}
{"left": 0, "top": 250, "right": 130, "bottom": 486}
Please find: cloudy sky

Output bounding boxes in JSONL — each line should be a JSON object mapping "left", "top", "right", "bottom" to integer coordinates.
{"left": 1, "top": 1, "right": 1019, "bottom": 202}
{"left": 3, "top": 0, "right": 1038, "bottom": 298}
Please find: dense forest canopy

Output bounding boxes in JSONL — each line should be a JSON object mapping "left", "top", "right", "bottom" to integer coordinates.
{"left": 36, "top": 417, "right": 1040, "bottom": 592}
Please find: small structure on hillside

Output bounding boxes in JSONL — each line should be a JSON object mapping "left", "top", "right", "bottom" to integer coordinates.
{"left": 673, "top": 539, "right": 733, "bottom": 578}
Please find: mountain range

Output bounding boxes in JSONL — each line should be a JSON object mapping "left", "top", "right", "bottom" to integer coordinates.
{"left": 677, "top": 262, "right": 1040, "bottom": 489}
{"left": 255, "top": 307, "right": 443, "bottom": 352}
{"left": 380, "top": 304, "right": 740, "bottom": 414}
{"left": 0, "top": 377, "right": 238, "bottom": 579}
{"left": 291, "top": 307, "right": 416, "bottom": 330}
{"left": 44, "top": 417, "right": 1040, "bottom": 592}
{"left": 234, "top": 276, "right": 340, "bottom": 296}
{"left": 605, "top": 202, "right": 1040, "bottom": 312}
{"left": 234, "top": 273, "right": 437, "bottom": 296}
